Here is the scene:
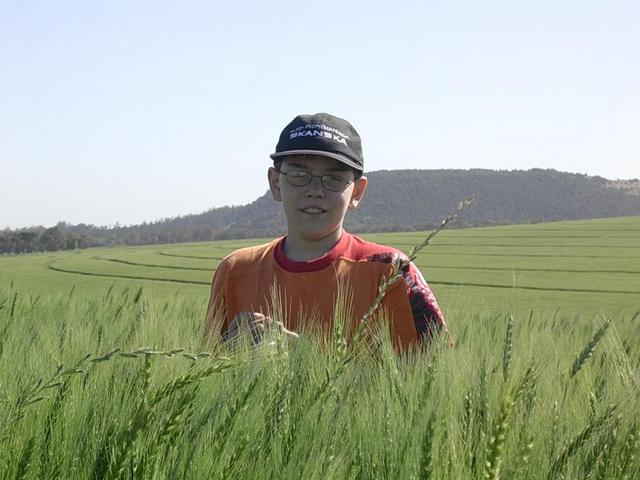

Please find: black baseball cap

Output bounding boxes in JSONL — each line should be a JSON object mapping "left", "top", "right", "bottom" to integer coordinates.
{"left": 270, "top": 113, "right": 364, "bottom": 171}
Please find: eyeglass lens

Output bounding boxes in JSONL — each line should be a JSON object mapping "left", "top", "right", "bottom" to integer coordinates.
{"left": 283, "top": 171, "right": 350, "bottom": 192}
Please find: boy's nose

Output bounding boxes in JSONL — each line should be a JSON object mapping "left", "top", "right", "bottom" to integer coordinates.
{"left": 304, "top": 176, "right": 325, "bottom": 196}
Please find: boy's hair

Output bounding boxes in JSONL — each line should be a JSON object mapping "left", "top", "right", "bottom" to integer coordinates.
{"left": 273, "top": 158, "right": 363, "bottom": 180}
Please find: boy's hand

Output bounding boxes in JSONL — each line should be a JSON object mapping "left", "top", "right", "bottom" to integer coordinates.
{"left": 224, "top": 312, "right": 298, "bottom": 344}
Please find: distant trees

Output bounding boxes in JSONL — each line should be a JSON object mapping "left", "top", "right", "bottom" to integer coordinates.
{"left": 0, "top": 225, "right": 88, "bottom": 254}
{"left": 0, "top": 230, "right": 41, "bottom": 254}
{"left": 2, "top": 169, "right": 639, "bottom": 255}
{"left": 17, "top": 230, "right": 39, "bottom": 253}
{"left": 40, "top": 226, "right": 67, "bottom": 251}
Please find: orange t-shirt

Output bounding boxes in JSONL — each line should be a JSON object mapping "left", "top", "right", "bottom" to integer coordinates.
{"left": 204, "top": 232, "right": 445, "bottom": 349}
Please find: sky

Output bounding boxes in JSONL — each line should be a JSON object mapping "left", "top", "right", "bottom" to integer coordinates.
{"left": 1, "top": 0, "right": 638, "bottom": 229}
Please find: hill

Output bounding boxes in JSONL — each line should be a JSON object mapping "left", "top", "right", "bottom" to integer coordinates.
{"left": 2, "top": 168, "right": 639, "bottom": 253}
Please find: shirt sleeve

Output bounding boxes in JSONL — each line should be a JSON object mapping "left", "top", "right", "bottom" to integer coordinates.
{"left": 203, "top": 259, "right": 229, "bottom": 341}
{"left": 399, "top": 261, "right": 447, "bottom": 341}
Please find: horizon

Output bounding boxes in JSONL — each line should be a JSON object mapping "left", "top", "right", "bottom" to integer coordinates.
{"left": 4, "top": 167, "right": 637, "bottom": 231}
{"left": 2, "top": 1, "right": 639, "bottom": 229}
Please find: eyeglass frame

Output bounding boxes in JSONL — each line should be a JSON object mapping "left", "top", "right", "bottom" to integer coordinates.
{"left": 273, "top": 167, "right": 355, "bottom": 192}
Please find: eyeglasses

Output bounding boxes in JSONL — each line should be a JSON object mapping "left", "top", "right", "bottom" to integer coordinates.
{"left": 275, "top": 168, "right": 354, "bottom": 192}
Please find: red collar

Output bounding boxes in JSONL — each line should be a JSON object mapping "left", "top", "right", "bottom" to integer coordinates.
{"left": 274, "top": 232, "right": 352, "bottom": 273}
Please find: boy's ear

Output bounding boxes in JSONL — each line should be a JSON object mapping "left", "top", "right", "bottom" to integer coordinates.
{"left": 348, "top": 176, "right": 367, "bottom": 209}
{"left": 268, "top": 167, "right": 282, "bottom": 202}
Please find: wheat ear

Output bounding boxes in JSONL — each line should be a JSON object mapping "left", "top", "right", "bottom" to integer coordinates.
{"left": 569, "top": 317, "right": 612, "bottom": 379}
{"left": 352, "top": 195, "right": 474, "bottom": 346}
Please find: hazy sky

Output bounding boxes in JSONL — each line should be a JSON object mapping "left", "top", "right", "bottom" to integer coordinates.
{"left": 1, "top": 0, "right": 638, "bottom": 229}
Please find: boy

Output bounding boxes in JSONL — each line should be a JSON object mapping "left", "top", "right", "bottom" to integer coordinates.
{"left": 204, "top": 113, "right": 445, "bottom": 349}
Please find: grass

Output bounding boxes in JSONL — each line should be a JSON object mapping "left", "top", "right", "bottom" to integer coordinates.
{"left": 0, "top": 286, "right": 638, "bottom": 478}
{"left": 2, "top": 216, "right": 640, "bottom": 315}
{"left": 1, "top": 215, "right": 639, "bottom": 478}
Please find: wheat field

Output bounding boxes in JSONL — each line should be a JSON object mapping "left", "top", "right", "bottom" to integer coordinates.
{"left": 1, "top": 216, "right": 639, "bottom": 478}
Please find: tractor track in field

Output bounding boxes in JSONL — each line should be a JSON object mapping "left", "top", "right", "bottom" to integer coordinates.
{"left": 95, "top": 256, "right": 640, "bottom": 277}
{"left": 413, "top": 251, "right": 640, "bottom": 260}
{"left": 416, "top": 264, "right": 640, "bottom": 275}
{"left": 390, "top": 242, "right": 640, "bottom": 249}
{"left": 476, "top": 227, "right": 640, "bottom": 232}
{"left": 154, "top": 248, "right": 640, "bottom": 260}
{"left": 396, "top": 234, "right": 640, "bottom": 240}
{"left": 97, "top": 256, "right": 216, "bottom": 271}
{"left": 47, "top": 263, "right": 210, "bottom": 286}
{"left": 47, "top": 262, "right": 640, "bottom": 295}
{"left": 428, "top": 280, "right": 640, "bottom": 295}
{"left": 159, "top": 249, "right": 640, "bottom": 262}
{"left": 157, "top": 252, "right": 226, "bottom": 260}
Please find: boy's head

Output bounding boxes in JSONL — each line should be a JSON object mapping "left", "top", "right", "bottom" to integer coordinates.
{"left": 268, "top": 113, "right": 368, "bottom": 247}
{"left": 270, "top": 112, "right": 364, "bottom": 177}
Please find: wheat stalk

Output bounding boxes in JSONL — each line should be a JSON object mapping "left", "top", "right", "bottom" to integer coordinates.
{"left": 2, "top": 353, "right": 89, "bottom": 440}
{"left": 209, "top": 373, "right": 261, "bottom": 463}
{"left": 546, "top": 404, "right": 617, "bottom": 480}
{"left": 1, "top": 347, "right": 228, "bottom": 441}
{"left": 106, "top": 358, "right": 232, "bottom": 479}
{"left": 351, "top": 195, "right": 474, "bottom": 348}
{"left": 9, "top": 292, "right": 19, "bottom": 318}
{"left": 147, "top": 386, "right": 199, "bottom": 477}
{"left": 502, "top": 314, "right": 514, "bottom": 383}
{"left": 614, "top": 421, "right": 639, "bottom": 479}
{"left": 418, "top": 413, "right": 436, "bottom": 480}
{"left": 484, "top": 396, "right": 514, "bottom": 480}
{"left": 569, "top": 317, "right": 612, "bottom": 379}
{"left": 149, "top": 360, "right": 232, "bottom": 407}
{"left": 512, "top": 365, "right": 537, "bottom": 404}
{"left": 38, "top": 380, "right": 69, "bottom": 477}
{"left": 12, "top": 436, "right": 35, "bottom": 480}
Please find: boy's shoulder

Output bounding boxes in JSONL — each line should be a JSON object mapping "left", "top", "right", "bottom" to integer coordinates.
{"left": 340, "top": 233, "right": 409, "bottom": 266}
{"left": 216, "top": 233, "right": 410, "bottom": 275}
{"left": 219, "top": 238, "right": 281, "bottom": 271}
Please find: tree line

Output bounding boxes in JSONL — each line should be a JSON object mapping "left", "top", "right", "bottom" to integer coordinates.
{"left": 2, "top": 169, "right": 639, "bottom": 255}
{"left": 0, "top": 226, "right": 88, "bottom": 254}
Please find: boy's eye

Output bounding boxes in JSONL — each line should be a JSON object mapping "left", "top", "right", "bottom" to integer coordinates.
{"left": 322, "top": 175, "right": 349, "bottom": 191}
{"left": 279, "top": 168, "right": 353, "bottom": 191}
{"left": 325, "top": 175, "right": 347, "bottom": 183}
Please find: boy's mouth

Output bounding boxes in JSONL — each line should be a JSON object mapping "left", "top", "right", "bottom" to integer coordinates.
{"left": 299, "top": 207, "right": 327, "bottom": 214}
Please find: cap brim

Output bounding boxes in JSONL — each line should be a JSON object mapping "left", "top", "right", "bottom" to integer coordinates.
{"left": 270, "top": 150, "right": 363, "bottom": 171}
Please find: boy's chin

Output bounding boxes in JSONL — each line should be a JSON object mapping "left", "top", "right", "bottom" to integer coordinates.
{"left": 294, "top": 226, "right": 342, "bottom": 243}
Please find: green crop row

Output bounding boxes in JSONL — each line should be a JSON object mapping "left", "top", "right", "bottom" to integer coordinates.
{"left": 0, "top": 284, "right": 638, "bottom": 479}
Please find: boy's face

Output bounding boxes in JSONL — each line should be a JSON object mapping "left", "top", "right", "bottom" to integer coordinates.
{"left": 268, "top": 154, "right": 368, "bottom": 244}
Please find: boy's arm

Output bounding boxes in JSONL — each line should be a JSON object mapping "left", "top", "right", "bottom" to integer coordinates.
{"left": 203, "top": 260, "right": 229, "bottom": 341}
{"left": 203, "top": 260, "right": 298, "bottom": 344}
{"left": 400, "top": 261, "right": 447, "bottom": 341}
{"left": 224, "top": 312, "right": 299, "bottom": 344}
